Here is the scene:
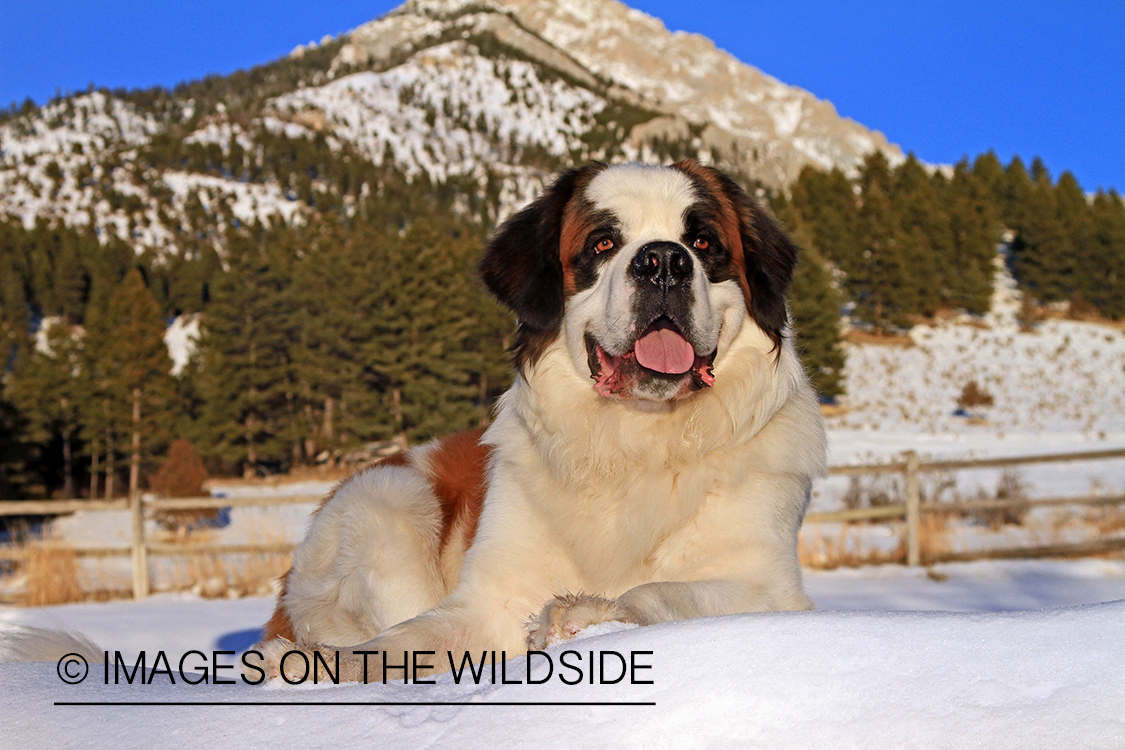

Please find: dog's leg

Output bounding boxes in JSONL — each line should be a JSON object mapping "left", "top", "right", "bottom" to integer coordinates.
{"left": 254, "top": 591, "right": 536, "bottom": 683}
{"left": 526, "top": 577, "right": 812, "bottom": 650}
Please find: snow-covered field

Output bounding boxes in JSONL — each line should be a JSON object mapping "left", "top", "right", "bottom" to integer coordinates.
{"left": 2, "top": 559, "right": 1124, "bottom": 749}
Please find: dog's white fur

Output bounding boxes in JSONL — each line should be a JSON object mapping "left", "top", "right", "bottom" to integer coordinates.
{"left": 256, "top": 163, "right": 826, "bottom": 681}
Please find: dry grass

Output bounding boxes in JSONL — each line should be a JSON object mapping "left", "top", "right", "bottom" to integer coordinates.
{"left": 844, "top": 329, "right": 915, "bottom": 347}
{"left": 799, "top": 523, "right": 905, "bottom": 569}
{"left": 3, "top": 513, "right": 294, "bottom": 604}
{"left": 1086, "top": 506, "right": 1125, "bottom": 535}
{"left": 798, "top": 468, "right": 1125, "bottom": 568}
{"left": 16, "top": 537, "right": 85, "bottom": 606}
{"left": 159, "top": 514, "right": 292, "bottom": 598}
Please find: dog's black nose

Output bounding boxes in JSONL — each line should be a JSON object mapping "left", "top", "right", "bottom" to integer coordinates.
{"left": 630, "top": 242, "right": 693, "bottom": 287}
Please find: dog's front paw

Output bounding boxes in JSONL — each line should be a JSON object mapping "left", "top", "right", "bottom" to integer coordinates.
{"left": 249, "top": 637, "right": 308, "bottom": 682}
{"left": 248, "top": 638, "right": 361, "bottom": 683}
{"left": 527, "top": 593, "right": 645, "bottom": 650}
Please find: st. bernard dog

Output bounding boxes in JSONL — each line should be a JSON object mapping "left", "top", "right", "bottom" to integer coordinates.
{"left": 254, "top": 160, "right": 826, "bottom": 681}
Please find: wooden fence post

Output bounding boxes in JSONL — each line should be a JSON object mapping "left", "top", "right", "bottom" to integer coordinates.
{"left": 130, "top": 492, "right": 149, "bottom": 599}
{"left": 904, "top": 450, "right": 921, "bottom": 566}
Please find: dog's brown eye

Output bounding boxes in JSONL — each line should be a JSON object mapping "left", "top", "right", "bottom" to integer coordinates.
{"left": 595, "top": 238, "right": 615, "bottom": 254}
{"left": 693, "top": 237, "right": 710, "bottom": 251}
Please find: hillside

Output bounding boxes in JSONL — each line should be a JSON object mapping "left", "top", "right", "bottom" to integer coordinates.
{"left": 0, "top": 0, "right": 902, "bottom": 261}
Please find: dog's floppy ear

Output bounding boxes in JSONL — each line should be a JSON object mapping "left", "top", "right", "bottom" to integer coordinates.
{"left": 479, "top": 163, "right": 603, "bottom": 332}
{"left": 738, "top": 191, "right": 798, "bottom": 347}
{"left": 681, "top": 162, "right": 797, "bottom": 349}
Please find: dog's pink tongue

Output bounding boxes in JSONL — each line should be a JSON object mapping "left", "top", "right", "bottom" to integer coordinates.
{"left": 634, "top": 323, "right": 695, "bottom": 374}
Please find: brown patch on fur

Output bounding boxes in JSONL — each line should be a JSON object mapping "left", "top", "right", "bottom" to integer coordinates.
{"left": 263, "top": 569, "right": 296, "bottom": 641}
{"left": 424, "top": 428, "right": 492, "bottom": 551}
{"left": 673, "top": 159, "right": 753, "bottom": 305}
{"left": 560, "top": 199, "right": 596, "bottom": 295}
{"left": 673, "top": 159, "right": 796, "bottom": 350}
{"left": 558, "top": 167, "right": 607, "bottom": 296}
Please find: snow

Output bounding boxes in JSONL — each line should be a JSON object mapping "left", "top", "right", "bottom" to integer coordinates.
{"left": 163, "top": 315, "right": 201, "bottom": 377}
{"left": 819, "top": 260, "right": 1125, "bottom": 515}
{"left": 269, "top": 40, "right": 606, "bottom": 185}
{"left": 2, "top": 559, "right": 1124, "bottom": 749}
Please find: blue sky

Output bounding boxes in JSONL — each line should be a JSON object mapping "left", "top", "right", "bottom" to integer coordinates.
{"left": 2, "top": 1, "right": 1122, "bottom": 192}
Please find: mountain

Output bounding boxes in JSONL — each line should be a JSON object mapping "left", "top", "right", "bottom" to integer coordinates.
{"left": 0, "top": 0, "right": 902, "bottom": 261}
{"left": 337, "top": 0, "right": 901, "bottom": 183}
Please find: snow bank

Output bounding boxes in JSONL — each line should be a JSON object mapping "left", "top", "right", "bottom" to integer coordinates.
{"left": 2, "top": 560, "right": 1123, "bottom": 749}
{"left": 2, "top": 600, "right": 1122, "bottom": 750}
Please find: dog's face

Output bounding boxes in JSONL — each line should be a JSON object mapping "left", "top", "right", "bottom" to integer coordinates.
{"left": 480, "top": 160, "right": 797, "bottom": 403}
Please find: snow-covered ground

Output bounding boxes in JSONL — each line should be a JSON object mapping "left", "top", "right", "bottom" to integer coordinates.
{"left": 2, "top": 559, "right": 1124, "bottom": 749}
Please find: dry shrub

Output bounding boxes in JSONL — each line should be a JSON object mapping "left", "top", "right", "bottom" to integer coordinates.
{"left": 918, "top": 509, "right": 953, "bottom": 561}
{"left": 151, "top": 439, "right": 217, "bottom": 531}
{"left": 799, "top": 522, "right": 905, "bottom": 569}
{"left": 152, "top": 439, "right": 209, "bottom": 496}
{"left": 841, "top": 474, "right": 901, "bottom": 512}
{"left": 844, "top": 329, "right": 915, "bottom": 347}
{"left": 1017, "top": 298, "right": 1046, "bottom": 332}
{"left": 163, "top": 514, "right": 291, "bottom": 597}
{"left": 974, "top": 469, "right": 1029, "bottom": 529}
{"left": 957, "top": 380, "right": 995, "bottom": 410}
{"left": 19, "top": 538, "right": 84, "bottom": 606}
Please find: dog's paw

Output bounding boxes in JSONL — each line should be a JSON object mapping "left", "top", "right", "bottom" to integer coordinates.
{"left": 247, "top": 638, "right": 349, "bottom": 683}
{"left": 248, "top": 637, "right": 304, "bottom": 682}
{"left": 526, "top": 593, "right": 645, "bottom": 650}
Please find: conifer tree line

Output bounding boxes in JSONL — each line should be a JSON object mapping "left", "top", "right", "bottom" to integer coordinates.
{"left": 777, "top": 151, "right": 1125, "bottom": 328}
{"left": 3, "top": 150, "right": 1124, "bottom": 500}
{"left": 772, "top": 151, "right": 1125, "bottom": 398}
{"left": 0, "top": 204, "right": 510, "bottom": 500}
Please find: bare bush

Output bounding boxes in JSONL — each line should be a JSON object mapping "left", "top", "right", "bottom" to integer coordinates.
{"left": 957, "top": 380, "right": 995, "bottom": 410}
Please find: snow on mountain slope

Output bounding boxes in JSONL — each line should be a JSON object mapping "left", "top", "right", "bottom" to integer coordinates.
{"left": 270, "top": 39, "right": 605, "bottom": 188}
{"left": 342, "top": 0, "right": 904, "bottom": 186}
{"left": 0, "top": 90, "right": 305, "bottom": 255}
{"left": 830, "top": 316, "right": 1125, "bottom": 442}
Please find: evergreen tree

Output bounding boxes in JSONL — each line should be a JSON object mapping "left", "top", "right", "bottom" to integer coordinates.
{"left": 773, "top": 195, "right": 846, "bottom": 400}
{"left": 972, "top": 151, "right": 1007, "bottom": 209}
{"left": 193, "top": 225, "right": 297, "bottom": 472}
{"left": 944, "top": 160, "right": 1000, "bottom": 313}
{"left": 288, "top": 219, "right": 395, "bottom": 461}
{"left": 1086, "top": 190, "right": 1125, "bottom": 318}
{"left": 1000, "top": 157, "right": 1034, "bottom": 230}
{"left": 6, "top": 323, "right": 84, "bottom": 497}
{"left": 82, "top": 269, "right": 174, "bottom": 496}
{"left": 1011, "top": 172, "right": 1072, "bottom": 303}
{"left": 855, "top": 151, "right": 914, "bottom": 327}
{"left": 1054, "top": 171, "right": 1096, "bottom": 310}
{"left": 361, "top": 222, "right": 507, "bottom": 442}
{"left": 790, "top": 166, "right": 862, "bottom": 278}
{"left": 890, "top": 155, "right": 944, "bottom": 316}
{"left": 0, "top": 219, "right": 32, "bottom": 366}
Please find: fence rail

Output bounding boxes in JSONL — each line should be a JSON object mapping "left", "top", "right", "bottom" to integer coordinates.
{"left": 2, "top": 448, "right": 1124, "bottom": 598}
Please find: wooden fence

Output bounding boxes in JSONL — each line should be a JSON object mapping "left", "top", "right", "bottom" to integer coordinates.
{"left": 807, "top": 447, "right": 1125, "bottom": 566}
{"left": 2, "top": 447, "right": 1124, "bottom": 599}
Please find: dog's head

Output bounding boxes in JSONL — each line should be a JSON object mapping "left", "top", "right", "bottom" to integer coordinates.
{"left": 480, "top": 160, "right": 797, "bottom": 402}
